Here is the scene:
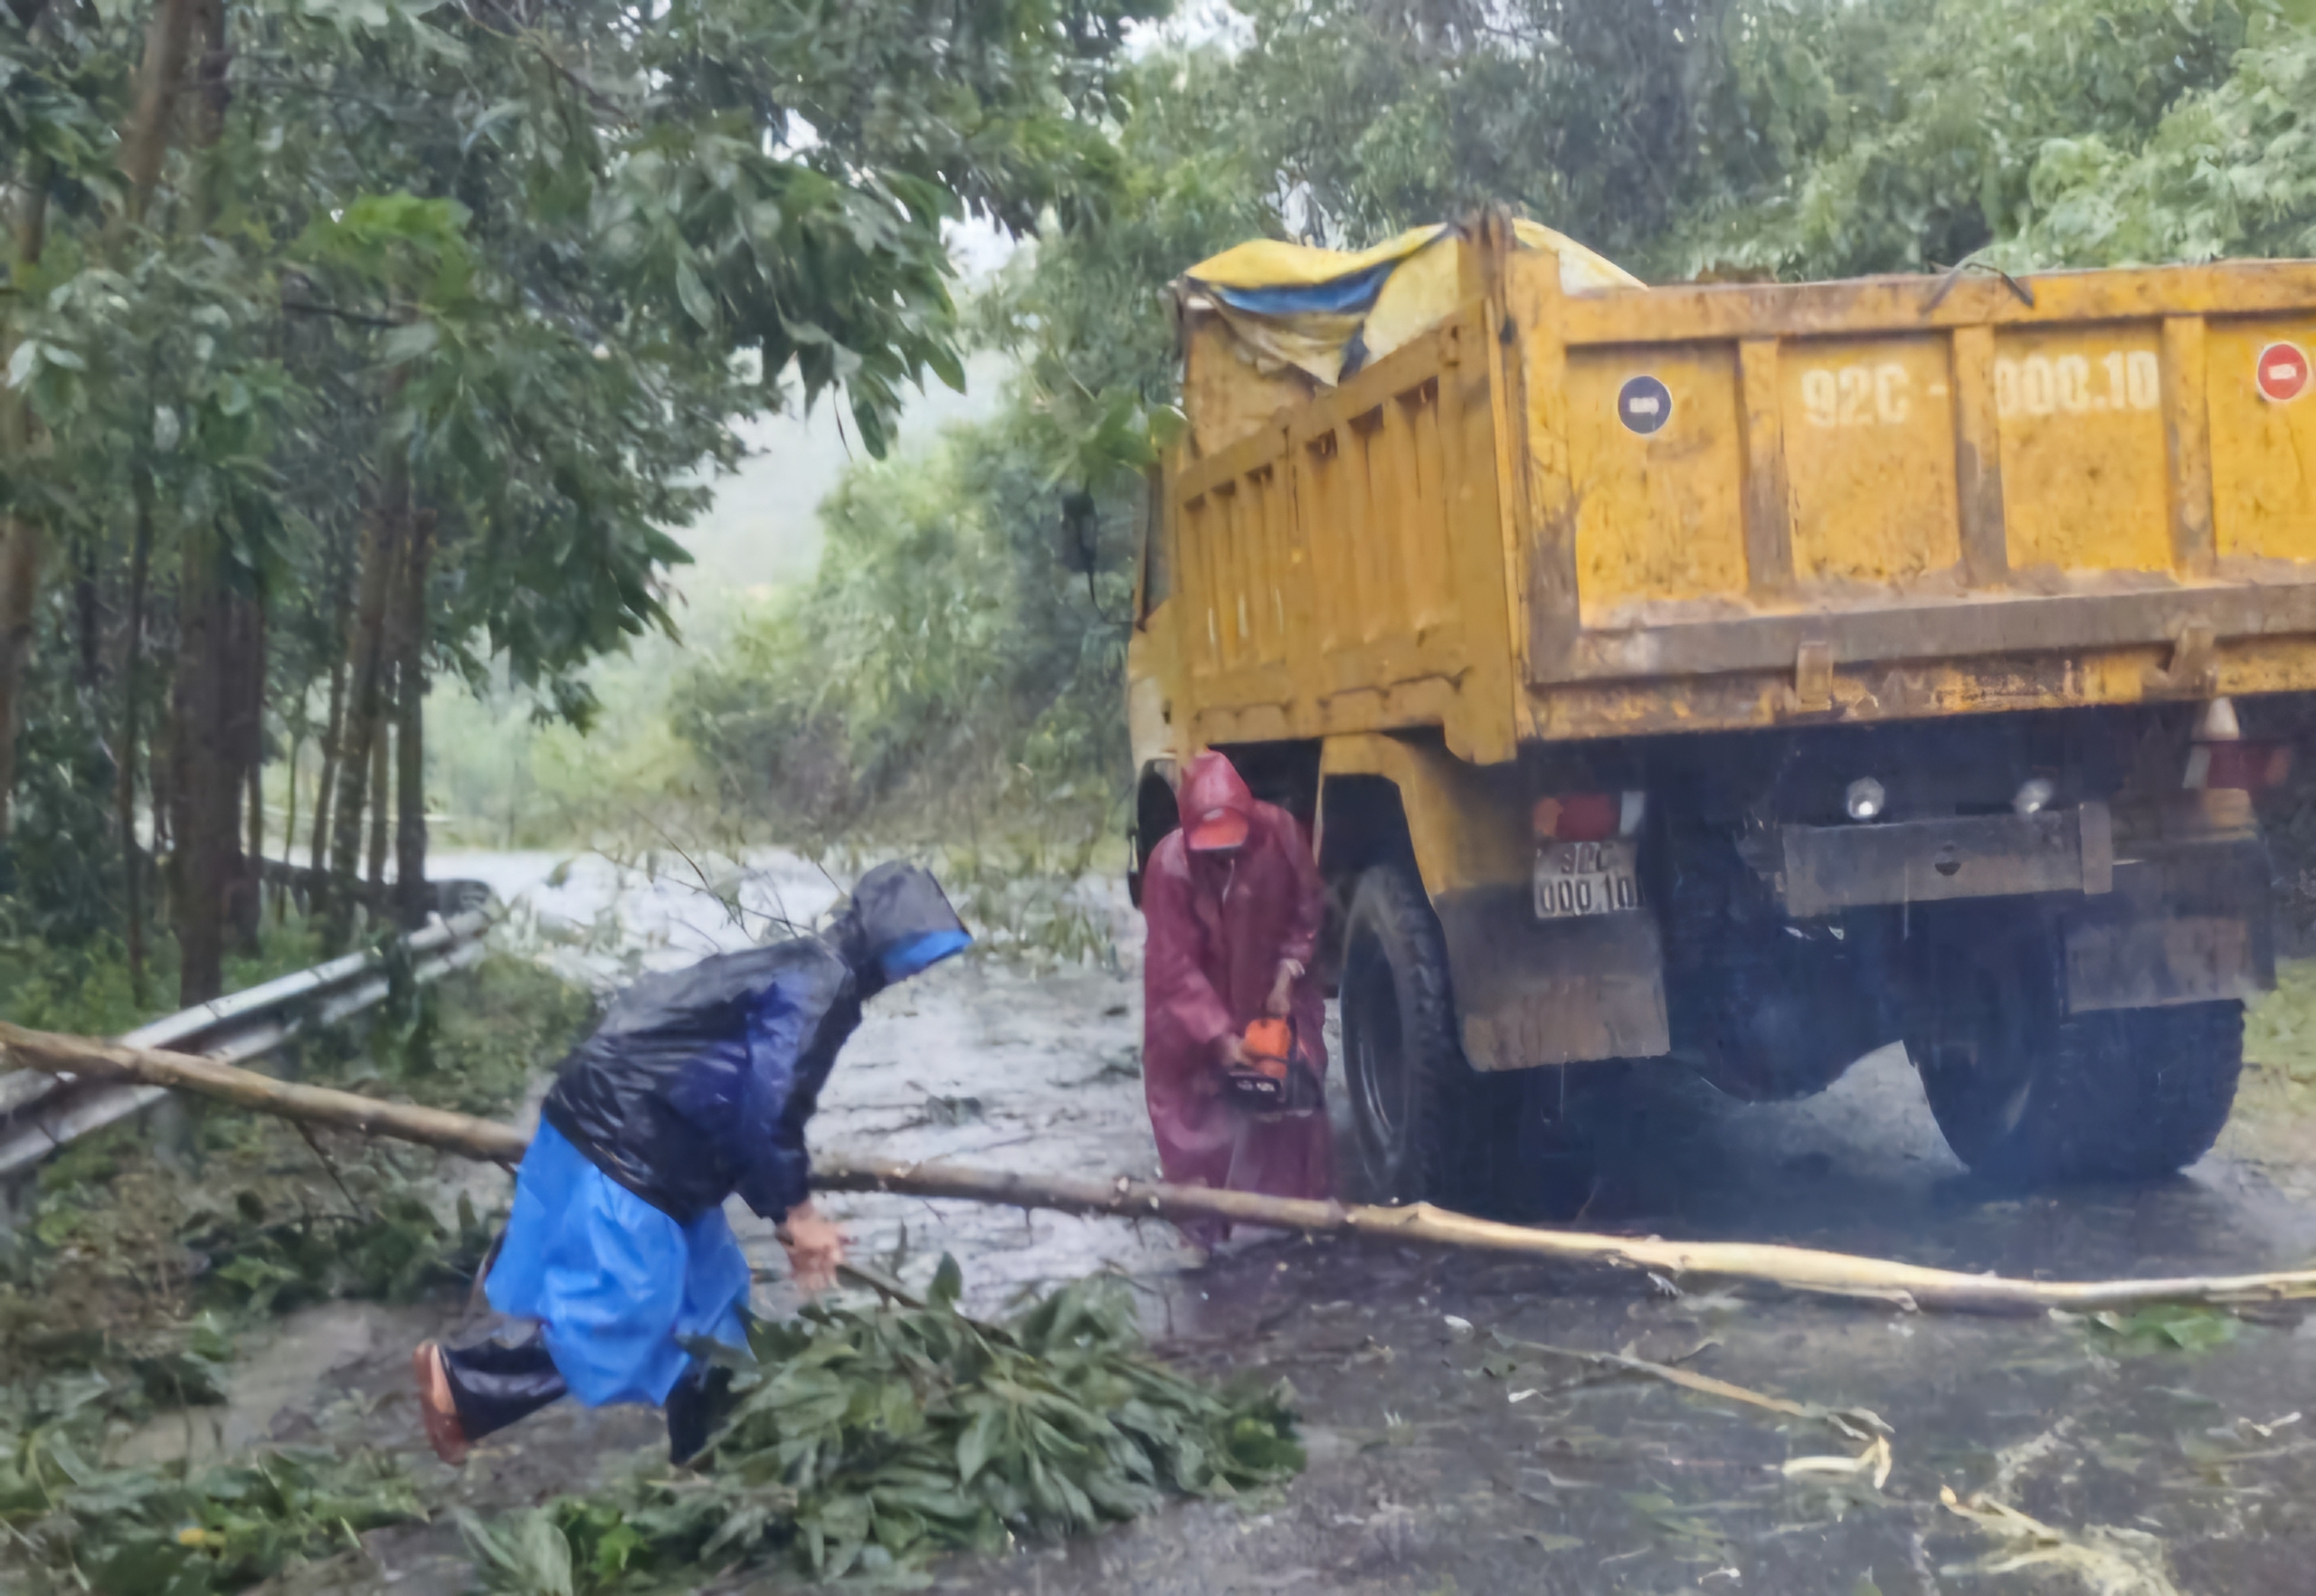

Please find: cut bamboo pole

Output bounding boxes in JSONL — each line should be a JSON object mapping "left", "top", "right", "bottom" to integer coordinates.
{"left": 7, "top": 1019, "right": 2315, "bottom": 1317}
{"left": 0, "top": 1019, "right": 526, "bottom": 1163}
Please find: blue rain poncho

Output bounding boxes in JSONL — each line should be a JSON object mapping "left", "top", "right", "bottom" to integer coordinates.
{"left": 485, "top": 861, "right": 971, "bottom": 1408}
{"left": 485, "top": 1121, "right": 753, "bottom": 1405}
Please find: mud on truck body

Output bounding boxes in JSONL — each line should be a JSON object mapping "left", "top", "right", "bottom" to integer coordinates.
{"left": 1125, "top": 212, "right": 2316, "bottom": 1210}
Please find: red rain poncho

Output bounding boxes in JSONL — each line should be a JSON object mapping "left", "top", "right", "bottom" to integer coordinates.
{"left": 1141, "top": 752, "right": 1333, "bottom": 1238}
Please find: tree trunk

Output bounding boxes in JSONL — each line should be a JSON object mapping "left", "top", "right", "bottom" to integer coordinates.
{"left": 176, "top": 578, "right": 261, "bottom": 992}
{"left": 392, "top": 511, "right": 432, "bottom": 926}
{"left": 365, "top": 699, "right": 390, "bottom": 902}
{"left": 149, "top": 685, "right": 172, "bottom": 858}
{"left": 168, "top": 526, "right": 229, "bottom": 1006}
{"left": 119, "top": 475, "right": 153, "bottom": 1004}
{"left": 308, "top": 622, "right": 346, "bottom": 882}
{"left": 233, "top": 595, "right": 263, "bottom": 952}
{"left": 11, "top": 1020, "right": 2316, "bottom": 1320}
{"left": 119, "top": 0, "right": 201, "bottom": 223}
{"left": 278, "top": 728, "right": 297, "bottom": 924}
{"left": 324, "top": 403, "right": 407, "bottom": 952}
{"left": 137, "top": 0, "right": 233, "bottom": 1001}
{"left": 72, "top": 535, "right": 100, "bottom": 690}
{"left": 0, "top": 154, "right": 52, "bottom": 840}
{"left": 188, "top": 0, "right": 231, "bottom": 202}
{"left": 0, "top": 507, "right": 40, "bottom": 841}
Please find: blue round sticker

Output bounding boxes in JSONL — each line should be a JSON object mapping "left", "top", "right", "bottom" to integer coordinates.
{"left": 1617, "top": 375, "right": 1673, "bottom": 435}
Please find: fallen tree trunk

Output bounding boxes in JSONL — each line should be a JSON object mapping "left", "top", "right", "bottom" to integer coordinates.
{"left": 5, "top": 1018, "right": 2313, "bottom": 1317}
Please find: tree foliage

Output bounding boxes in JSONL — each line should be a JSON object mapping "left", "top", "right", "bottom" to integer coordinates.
{"left": 677, "top": 407, "right": 1136, "bottom": 846}
{"left": 0, "top": 0, "right": 1151, "bottom": 999}
{"left": 693, "top": 0, "right": 2316, "bottom": 850}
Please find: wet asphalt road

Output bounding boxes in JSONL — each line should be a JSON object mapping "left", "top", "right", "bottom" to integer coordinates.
{"left": 231, "top": 864, "right": 2316, "bottom": 1595}
{"left": 932, "top": 1043, "right": 2316, "bottom": 1596}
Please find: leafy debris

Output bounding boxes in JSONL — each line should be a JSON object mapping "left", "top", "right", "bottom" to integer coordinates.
{"left": 0, "top": 1405, "right": 422, "bottom": 1596}
{"left": 2084, "top": 1304, "right": 2243, "bottom": 1357}
{"left": 1938, "top": 1486, "right": 2181, "bottom": 1596}
{"left": 463, "top": 1262, "right": 1303, "bottom": 1589}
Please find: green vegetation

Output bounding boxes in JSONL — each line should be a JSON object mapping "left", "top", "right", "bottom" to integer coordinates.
{"left": 0, "top": 960, "right": 584, "bottom": 1397}
{"left": 675, "top": 411, "right": 1133, "bottom": 850}
{"left": 0, "top": 954, "right": 593, "bottom": 1591}
{"left": 2244, "top": 958, "right": 2316, "bottom": 1082}
{"left": 2084, "top": 1303, "right": 2245, "bottom": 1356}
{"left": 0, "top": 0, "right": 1153, "bottom": 1005}
{"left": 0, "top": 911, "right": 321, "bottom": 1042}
{"left": 1, "top": 1426, "right": 424, "bottom": 1596}
{"left": 461, "top": 1265, "right": 1301, "bottom": 1591}
{"left": 645, "top": 0, "right": 2316, "bottom": 860}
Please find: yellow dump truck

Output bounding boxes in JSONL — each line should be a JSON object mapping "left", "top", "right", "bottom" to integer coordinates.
{"left": 1125, "top": 211, "right": 2316, "bottom": 1205}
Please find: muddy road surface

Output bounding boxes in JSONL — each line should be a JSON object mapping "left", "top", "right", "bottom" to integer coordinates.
{"left": 233, "top": 854, "right": 2316, "bottom": 1595}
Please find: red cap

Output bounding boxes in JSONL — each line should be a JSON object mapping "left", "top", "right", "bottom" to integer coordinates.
{"left": 1179, "top": 751, "right": 1254, "bottom": 852}
{"left": 1186, "top": 805, "right": 1250, "bottom": 851}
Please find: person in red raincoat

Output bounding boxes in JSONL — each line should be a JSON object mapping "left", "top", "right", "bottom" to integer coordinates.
{"left": 1142, "top": 750, "right": 1333, "bottom": 1244}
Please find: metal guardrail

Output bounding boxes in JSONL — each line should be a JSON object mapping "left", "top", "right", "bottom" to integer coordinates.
{"left": 0, "top": 898, "right": 497, "bottom": 1183}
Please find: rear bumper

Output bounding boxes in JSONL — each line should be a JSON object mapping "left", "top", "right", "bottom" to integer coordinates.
{"left": 1778, "top": 803, "right": 2112, "bottom": 917}
{"left": 1780, "top": 802, "right": 2272, "bottom": 1012}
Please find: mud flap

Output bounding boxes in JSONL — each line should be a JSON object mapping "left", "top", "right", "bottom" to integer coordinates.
{"left": 2063, "top": 917, "right": 2266, "bottom": 1012}
{"left": 2062, "top": 834, "right": 2273, "bottom": 1012}
{"left": 1432, "top": 885, "right": 1670, "bottom": 1069}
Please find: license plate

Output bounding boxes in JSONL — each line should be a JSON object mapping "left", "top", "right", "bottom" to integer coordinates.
{"left": 1533, "top": 839, "right": 1642, "bottom": 919}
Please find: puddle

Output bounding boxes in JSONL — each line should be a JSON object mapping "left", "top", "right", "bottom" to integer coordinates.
{"left": 114, "top": 1299, "right": 438, "bottom": 1468}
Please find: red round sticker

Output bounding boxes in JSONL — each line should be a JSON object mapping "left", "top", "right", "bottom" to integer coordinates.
{"left": 2257, "top": 341, "right": 2311, "bottom": 404}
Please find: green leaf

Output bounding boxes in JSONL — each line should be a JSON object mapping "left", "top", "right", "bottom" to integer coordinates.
{"left": 462, "top": 99, "right": 525, "bottom": 156}
{"left": 5, "top": 339, "right": 43, "bottom": 389}
{"left": 925, "top": 340, "right": 966, "bottom": 394}
{"left": 956, "top": 1406, "right": 1002, "bottom": 1485}
{"left": 458, "top": 1507, "right": 574, "bottom": 1596}
{"left": 675, "top": 259, "right": 717, "bottom": 330}
{"left": 378, "top": 321, "right": 439, "bottom": 366}
{"left": 2087, "top": 1304, "right": 2243, "bottom": 1356}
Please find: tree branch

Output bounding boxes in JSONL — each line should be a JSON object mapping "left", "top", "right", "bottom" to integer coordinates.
{"left": 8, "top": 1018, "right": 2316, "bottom": 1319}
{"left": 120, "top": 0, "right": 202, "bottom": 223}
{"left": 281, "top": 297, "right": 403, "bottom": 329}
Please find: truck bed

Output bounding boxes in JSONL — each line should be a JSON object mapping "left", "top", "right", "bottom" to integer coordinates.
{"left": 1148, "top": 221, "right": 2316, "bottom": 763}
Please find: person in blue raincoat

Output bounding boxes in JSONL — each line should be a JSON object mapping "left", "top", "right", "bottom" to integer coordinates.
{"left": 412, "top": 861, "right": 971, "bottom": 1466}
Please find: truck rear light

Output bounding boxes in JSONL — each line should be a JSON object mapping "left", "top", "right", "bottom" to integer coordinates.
{"left": 2186, "top": 696, "right": 2292, "bottom": 791}
{"left": 1533, "top": 792, "right": 1645, "bottom": 841}
{"left": 2185, "top": 742, "right": 2292, "bottom": 792}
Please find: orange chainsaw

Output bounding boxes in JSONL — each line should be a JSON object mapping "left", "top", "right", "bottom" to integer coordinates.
{"left": 1218, "top": 1018, "right": 1323, "bottom": 1117}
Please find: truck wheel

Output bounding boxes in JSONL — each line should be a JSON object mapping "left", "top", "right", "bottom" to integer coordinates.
{"left": 1908, "top": 945, "right": 2243, "bottom": 1184}
{"left": 1339, "top": 863, "right": 1519, "bottom": 1208}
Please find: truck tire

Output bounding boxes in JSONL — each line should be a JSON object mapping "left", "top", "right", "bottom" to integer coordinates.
{"left": 1339, "top": 863, "right": 1521, "bottom": 1209}
{"left": 1907, "top": 940, "right": 2244, "bottom": 1184}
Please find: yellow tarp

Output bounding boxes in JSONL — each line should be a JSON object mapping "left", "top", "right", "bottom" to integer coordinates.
{"left": 1183, "top": 224, "right": 1450, "bottom": 292}
{"left": 1182, "top": 220, "right": 1641, "bottom": 387}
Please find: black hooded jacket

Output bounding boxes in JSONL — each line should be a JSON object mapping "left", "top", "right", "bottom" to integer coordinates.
{"left": 538, "top": 862, "right": 967, "bottom": 1223}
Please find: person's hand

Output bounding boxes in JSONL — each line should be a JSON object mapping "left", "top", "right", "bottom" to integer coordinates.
{"left": 1197, "top": 1035, "right": 1242, "bottom": 1096}
{"left": 777, "top": 1202, "right": 846, "bottom": 1296}
{"left": 1266, "top": 959, "right": 1305, "bottom": 1018}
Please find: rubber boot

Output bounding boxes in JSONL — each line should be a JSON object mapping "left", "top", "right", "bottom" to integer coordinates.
{"left": 665, "top": 1360, "right": 736, "bottom": 1467}
{"left": 439, "top": 1330, "right": 568, "bottom": 1442}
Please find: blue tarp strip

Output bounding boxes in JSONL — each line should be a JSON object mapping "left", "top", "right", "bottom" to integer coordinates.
{"left": 1204, "top": 259, "right": 1401, "bottom": 318}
